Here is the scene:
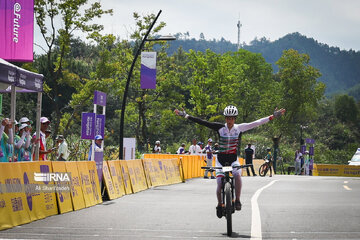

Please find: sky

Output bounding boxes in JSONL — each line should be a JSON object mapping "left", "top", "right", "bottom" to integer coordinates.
{"left": 34, "top": 0, "right": 360, "bottom": 53}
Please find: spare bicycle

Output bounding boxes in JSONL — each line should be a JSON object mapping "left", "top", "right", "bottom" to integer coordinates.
{"left": 201, "top": 164, "right": 250, "bottom": 237}
{"left": 259, "top": 158, "right": 273, "bottom": 177}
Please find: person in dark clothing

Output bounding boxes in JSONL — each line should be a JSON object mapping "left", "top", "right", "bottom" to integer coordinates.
{"left": 245, "top": 144, "right": 257, "bottom": 176}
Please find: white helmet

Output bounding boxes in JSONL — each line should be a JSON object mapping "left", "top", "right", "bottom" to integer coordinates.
{"left": 223, "top": 105, "right": 238, "bottom": 117}
{"left": 155, "top": 140, "right": 160, "bottom": 145}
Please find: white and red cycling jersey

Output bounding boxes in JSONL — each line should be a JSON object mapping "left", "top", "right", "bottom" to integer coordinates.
{"left": 186, "top": 115, "right": 272, "bottom": 165}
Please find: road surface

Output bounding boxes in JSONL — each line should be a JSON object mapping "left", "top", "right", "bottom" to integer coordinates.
{"left": 1, "top": 175, "right": 359, "bottom": 239}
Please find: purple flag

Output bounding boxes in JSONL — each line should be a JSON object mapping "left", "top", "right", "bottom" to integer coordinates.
{"left": 300, "top": 145, "right": 306, "bottom": 154}
{"left": 95, "top": 114, "right": 105, "bottom": 138}
{"left": 94, "top": 151, "right": 103, "bottom": 184}
{"left": 309, "top": 146, "right": 314, "bottom": 156}
{"left": 140, "top": 52, "right": 157, "bottom": 89}
{"left": 0, "top": 0, "right": 34, "bottom": 62}
{"left": 306, "top": 138, "right": 315, "bottom": 144}
{"left": 93, "top": 90, "right": 106, "bottom": 106}
{"left": 81, "top": 112, "right": 95, "bottom": 139}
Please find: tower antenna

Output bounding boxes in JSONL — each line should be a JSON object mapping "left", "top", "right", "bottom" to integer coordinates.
{"left": 237, "top": 13, "right": 242, "bottom": 50}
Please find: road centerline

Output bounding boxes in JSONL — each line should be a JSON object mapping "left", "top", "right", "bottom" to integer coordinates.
{"left": 250, "top": 180, "right": 278, "bottom": 240}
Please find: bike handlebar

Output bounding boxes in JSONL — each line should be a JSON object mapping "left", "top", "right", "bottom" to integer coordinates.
{"left": 201, "top": 164, "right": 252, "bottom": 171}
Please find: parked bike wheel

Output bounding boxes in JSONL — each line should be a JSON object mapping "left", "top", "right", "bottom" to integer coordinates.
{"left": 259, "top": 164, "right": 268, "bottom": 177}
{"left": 225, "top": 182, "right": 232, "bottom": 236}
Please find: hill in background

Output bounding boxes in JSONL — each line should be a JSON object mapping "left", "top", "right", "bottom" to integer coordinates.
{"left": 165, "top": 32, "right": 360, "bottom": 100}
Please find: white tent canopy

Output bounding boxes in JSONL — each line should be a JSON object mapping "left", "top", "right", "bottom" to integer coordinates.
{"left": 0, "top": 58, "right": 44, "bottom": 161}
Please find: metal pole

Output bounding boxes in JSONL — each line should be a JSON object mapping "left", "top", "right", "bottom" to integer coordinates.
{"left": 35, "top": 92, "right": 42, "bottom": 160}
{"left": 119, "top": 10, "right": 162, "bottom": 160}
{"left": 10, "top": 85, "right": 16, "bottom": 162}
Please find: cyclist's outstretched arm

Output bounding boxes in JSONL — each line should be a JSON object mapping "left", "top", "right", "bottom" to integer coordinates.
{"left": 237, "top": 108, "right": 285, "bottom": 132}
{"left": 174, "top": 109, "right": 223, "bottom": 131}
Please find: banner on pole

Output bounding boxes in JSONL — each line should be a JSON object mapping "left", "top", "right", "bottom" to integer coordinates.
{"left": 0, "top": 0, "right": 34, "bottom": 62}
{"left": 140, "top": 52, "right": 157, "bottom": 89}
{"left": 95, "top": 114, "right": 105, "bottom": 138}
{"left": 93, "top": 90, "right": 106, "bottom": 106}
{"left": 81, "top": 113, "right": 95, "bottom": 139}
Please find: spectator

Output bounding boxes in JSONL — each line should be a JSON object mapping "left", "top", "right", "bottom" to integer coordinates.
{"left": 15, "top": 123, "right": 32, "bottom": 162}
{"left": 56, "top": 135, "right": 69, "bottom": 161}
{"left": 19, "top": 117, "right": 32, "bottom": 126}
{"left": 203, "top": 138, "right": 215, "bottom": 179}
{"left": 294, "top": 149, "right": 302, "bottom": 175}
{"left": 34, "top": 117, "right": 53, "bottom": 161}
{"left": 213, "top": 142, "right": 219, "bottom": 155}
{"left": 153, "top": 140, "right": 161, "bottom": 153}
{"left": 197, "top": 141, "right": 204, "bottom": 152}
{"left": 0, "top": 118, "right": 13, "bottom": 162}
{"left": 188, "top": 139, "right": 202, "bottom": 155}
{"left": 176, "top": 143, "right": 186, "bottom": 154}
{"left": 245, "top": 144, "right": 257, "bottom": 176}
{"left": 309, "top": 155, "right": 314, "bottom": 176}
{"left": 45, "top": 129, "right": 52, "bottom": 139}
{"left": 88, "top": 135, "right": 103, "bottom": 160}
{"left": 304, "top": 150, "right": 310, "bottom": 175}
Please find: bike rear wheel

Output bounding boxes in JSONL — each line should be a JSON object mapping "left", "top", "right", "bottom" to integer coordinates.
{"left": 225, "top": 182, "right": 232, "bottom": 236}
{"left": 259, "top": 164, "right": 268, "bottom": 177}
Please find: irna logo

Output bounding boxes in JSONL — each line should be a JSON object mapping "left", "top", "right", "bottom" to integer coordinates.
{"left": 34, "top": 172, "right": 71, "bottom": 182}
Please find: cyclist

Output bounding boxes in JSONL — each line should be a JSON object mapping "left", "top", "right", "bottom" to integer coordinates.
{"left": 174, "top": 105, "right": 285, "bottom": 218}
{"left": 265, "top": 147, "right": 273, "bottom": 177}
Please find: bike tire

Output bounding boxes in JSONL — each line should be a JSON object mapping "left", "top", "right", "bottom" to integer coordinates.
{"left": 225, "top": 182, "right": 232, "bottom": 237}
{"left": 259, "top": 164, "right": 267, "bottom": 177}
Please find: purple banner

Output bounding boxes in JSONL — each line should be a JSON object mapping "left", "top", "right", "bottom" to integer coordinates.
{"left": 300, "top": 145, "right": 306, "bottom": 154}
{"left": 140, "top": 52, "right": 157, "bottom": 89}
{"left": 93, "top": 90, "right": 106, "bottom": 106}
{"left": 0, "top": 0, "right": 34, "bottom": 62}
{"left": 81, "top": 112, "right": 95, "bottom": 139}
{"left": 306, "top": 138, "right": 315, "bottom": 144}
{"left": 309, "top": 146, "right": 314, "bottom": 156}
{"left": 95, "top": 114, "right": 105, "bottom": 138}
{"left": 94, "top": 151, "right": 103, "bottom": 184}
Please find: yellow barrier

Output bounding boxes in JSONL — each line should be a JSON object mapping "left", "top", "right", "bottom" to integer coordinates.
{"left": 51, "top": 161, "right": 73, "bottom": 214}
{"left": 19, "top": 162, "right": 58, "bottom": 220}
{"left": 126, "top": 159, "right": 148, "bottom": 193}
{"left": 313, "top": 164, "right": 360, "bottom": 177}
{"left": 0, "top": 158, "right": 183, "bottom": 230}
{"left": 107, "top": 160, "right": 125, "bottom": 198}
{"left": 143, "top": 158, "right": 182, "bottom": 186}
{"left": 77, "top": 161, "right": 97, "bottom": 207}
{"left": 102, "top": 162, "right": 118, "bottom": 200}
{"left": 65, "top": 161, "right": 86, "bottom": 211}
{"left": 0, "top": 163, "right": 31, "bottom": 230}
{"left": 86, "top": 161, "right": 102, "bottom": 205}
{"left": 119, "top": 160, "right": 133, "bottom": 194}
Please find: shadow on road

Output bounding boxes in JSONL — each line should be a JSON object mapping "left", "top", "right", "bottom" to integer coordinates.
{"left": 222, "top": 232, "right": 251, "bottom": 238}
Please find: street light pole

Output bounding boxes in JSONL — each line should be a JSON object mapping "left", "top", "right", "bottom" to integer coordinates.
{"left": 118, "top": 10, "right": 163, "bottom": 160}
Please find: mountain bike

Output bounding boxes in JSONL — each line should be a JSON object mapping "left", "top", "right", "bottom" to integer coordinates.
{"left": 201, "top": 164, "right": 251, "bottom": 237}
{"left": 259, "top": 158, "right": 273, "bottom": 177}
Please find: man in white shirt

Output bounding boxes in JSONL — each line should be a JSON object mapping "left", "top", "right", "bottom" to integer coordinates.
{"left": 295, "top": 149, "right": 302, "bottom": 175}
{"left": 188, "top": 139, "right": 202, "bottom": 155}
{"left": 153, "top": 140, "right": 161, "bottom": 153}
{"left": 56, "top": 135, "right": 69, "bottom": 161}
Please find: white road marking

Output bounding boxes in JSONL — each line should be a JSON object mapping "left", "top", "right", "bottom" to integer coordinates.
{"left": 343, "top": 185, "right": 352, "bottom": 190}
{"left": 250, "top": 180, "right": 278, "bottom": 240}
{"left": 344, "top": 181, "right": 348, "bottom": 184}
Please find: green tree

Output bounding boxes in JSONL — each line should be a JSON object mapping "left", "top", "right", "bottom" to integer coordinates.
{"left": 334, "top": 94, "right": 358, "bottom": 124}
{"left": 276, "top": 49, "right": 325, "bottom": 140}
{"left": 34, "top": 0, "right": 112, "bottom": 137}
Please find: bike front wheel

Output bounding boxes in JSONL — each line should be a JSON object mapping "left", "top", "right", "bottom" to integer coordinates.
{"left": 225, "top": 182, "right": 232, "bottom": 236}
{"left": 259, "top": 164, "right": 268, "bottom": 177}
